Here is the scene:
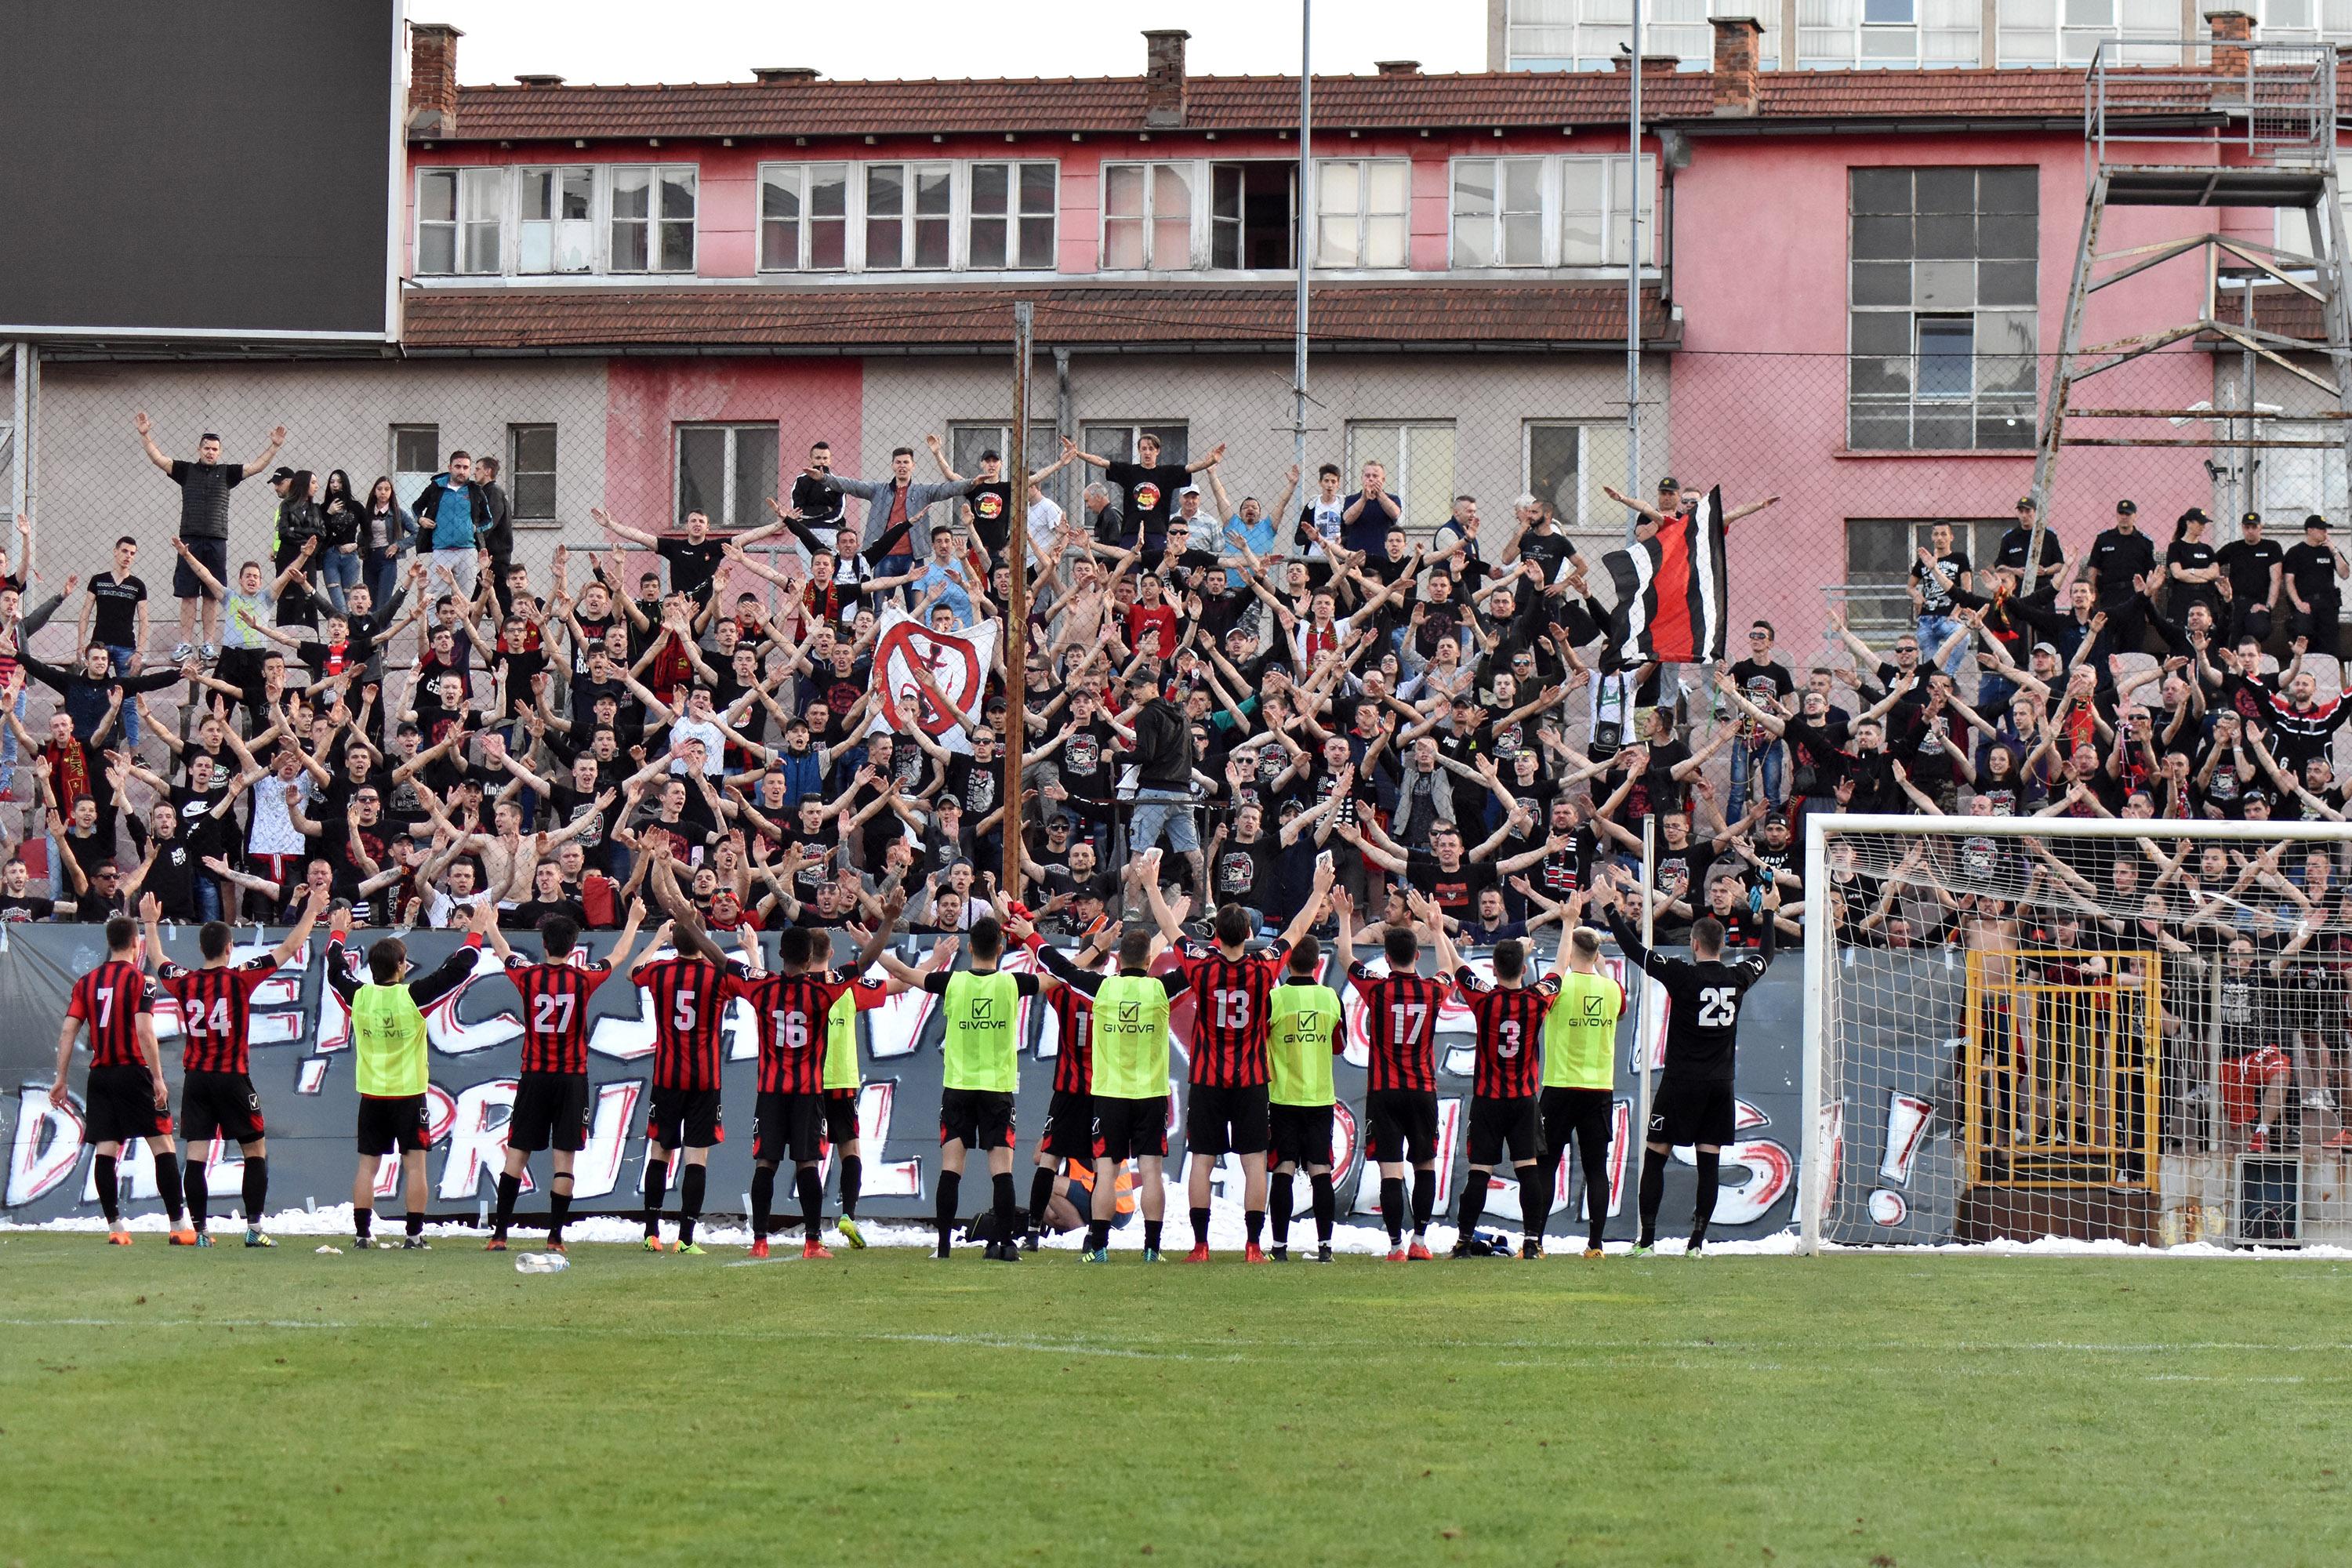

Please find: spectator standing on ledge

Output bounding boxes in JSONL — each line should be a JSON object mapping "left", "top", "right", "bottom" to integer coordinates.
{"left": 135, "top": 411, "right": 285, "bottom": 663}
{"left": 409, "top": 450, "right": 495, "bottom": 601}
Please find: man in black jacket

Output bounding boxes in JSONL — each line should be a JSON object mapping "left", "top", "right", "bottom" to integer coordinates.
{"left": 1127, "top": 662, "right": 1203, "bottom": 898}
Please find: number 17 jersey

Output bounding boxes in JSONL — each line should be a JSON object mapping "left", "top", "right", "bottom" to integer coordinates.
{"left": 1347, "top": 963, "right": 1450, "bottom": 1093}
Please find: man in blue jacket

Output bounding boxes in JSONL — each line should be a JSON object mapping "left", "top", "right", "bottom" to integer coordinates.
{"left": 408, "top": 451, "right": 495, "bottom": 601}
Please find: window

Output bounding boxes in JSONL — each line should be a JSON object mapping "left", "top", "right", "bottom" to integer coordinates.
{"left": 1798, "top": 0, "right": 1980, "bottom": 67}
{"left": 760, "top": 163, "right": 850, "bottom": 271}
{"left": 391, "top": 426, "right": 441, "bottom": 513}
{"left": 506, "top": 425, "right": 557, "bottom": 526}
{"left": 1503, "top": 0, "right": 1784, "bottom": 71}
{"left": 676, "top": 424, "right": 777, "bottom": 531}
{"left": 1561, "top": 156, "right": 1655, "bottom": 266}
{"left": 1848, "top": 166, "right": 2039, "bottom": 451}
{"left": 949, "top": 422, "right": 1065, "bottom": 514}
{"left": 1996, "top": 0, "right": 2182, "bottom": 65}
{"left": 611, "top": 165, "right": 695, "bottom": 273}
{"left": 1345, "top": 422, "right": 1456, "bottom": 530}
{"left": 2263, "top": 423, "right": 2352, "bottom": 520}
{"left": 866, "top": 162, "right": 953, "bottom": 271}
{"left": 1102, "top": 162, "right": 1196, "bottom": 270}
{"left": 1844, "top": 518, "right": 2006, "bottom": 630}
{"left": 1454, "top": 158, "right": 1546, "bottom": 268}
{"left": 970, "top": 161, "right": 1058, "bottom": 270}
{"left": 1315, "top": 159, "right": 1410, "bottom": 269}
{"left": 1525, "top": 419, "right": 1638, "bottom": 556}
{"left": 416, "top": 169, "right": 503, "bottom": 276}
{"left": 518, "top": 167, "right": 593, "bottom": 274}
{"left": 1211, "top": 162, "right": 1298, "bottom": 270}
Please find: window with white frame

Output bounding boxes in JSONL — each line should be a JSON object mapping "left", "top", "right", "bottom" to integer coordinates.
{"left": 2254, "top": 0, "right": 2352, "bottom": 45}
{"left": 1503, "top": 0, "right": 1783, "bottom": 71}
{"left": 1524, "top": 419, "right": 1641, "bottom": 557}
{"left": 1102, "top": 162, "right": 1196, "bottom": 270}
{"left": 1212, "top": 162, "right": 1298, "bottom": 270}
{"left": 610, "top": 165, "right": 696, "bottom": 274}
{"left": 506, "top": 425, "right": 558, "bottom": 526}
{"left": 416, "top": 168, "right": 503, "bottom": 276}
{"left": 1561, "top": 156, "right": 1656, "bottom": 266}
{"left": 1345, "top": 421, "right": 1456, "bottom": 530}
{"left": 391, "top": 425, "right": 441, "bottom": 513}
{"left": 1798, "top": 0, "right": 1980, "bottom": 67}
{"left": 760, "top": 163, "right": 851, "bottom": 271}
{"left": 1994, "top": 0, "right": 2183, "bottom": 66}
{"left": 2263, "top": 423, "right": 2352, "bottom": 520}
{"left": 865, "top": 162, "right": 953, "bottom": 271}
{"left": 1315, "top": 159, "right": 1410, "bottom": 269}
{"left": 517, "top": 167, "right": 594, "bottom": 274}
{"left": 1447, "top": 156, "right": 1657, "bottom": 268}
{"left": 676, "top": 423, "right": 778, "bottom": 532}
{"left": 969, "top": 161, "right": 1058, "bottom": 270}
{"left": 1454, "top": 158, "right": 1548, "bottom": 268}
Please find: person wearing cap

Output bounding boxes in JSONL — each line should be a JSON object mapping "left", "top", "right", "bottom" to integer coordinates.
{"left": 2216, "top": 510, "right": 2284, "bottom": 646}
{"left": 2281, "top": 514, "right": 2348, "bottom": 660}
{"left": 2083, "top": 498, "right": 2157, "bottom": 623}
{"left": 2164, "top": 506, "right": 2224, "bottom": 628}
{"left": 1994, "top": 497, "right": 2068, "bottom": 606}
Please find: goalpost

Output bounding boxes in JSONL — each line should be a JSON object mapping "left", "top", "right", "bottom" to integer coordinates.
{"left": 1799, "top": 811, "right": 2352, "bottom": 1254}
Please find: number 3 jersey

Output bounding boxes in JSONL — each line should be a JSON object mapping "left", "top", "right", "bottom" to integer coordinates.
{"left": 1347, "top": 962, "right": 1453, "bottom": 1093}
{"left": 1605, "top": 909, "right": 1773, "bottom": 1084}
{"left": 1446, "top": 971, "right": 1559, "bottom": 1099}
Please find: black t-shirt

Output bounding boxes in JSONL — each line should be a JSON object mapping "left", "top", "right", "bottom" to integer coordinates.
{"left": 1211, "top": 832, "right": 1279, "bottom": 907}
{"left": 2165, "top": 539, "right": 2220, "bottom": 609}
{"left": 657, "top": 537, "right": 728, "bottom": 601}
{"left": 2085, "top": 528, "right": 2157, "bottom": 606}
{"left": 965, "top": 482, "right": 1014, "bottom": 555}
{"left": 1994, "top": 524, "right": 2066, "bottom": 593}
{"left": 2284, "top": 539, "right": 2342, "bottom": 606}
{"left": 1404, "top": 851, "right": 1498, "bottom": 920}
{"left": 1105, "top": 462, "right": 1189, "bottom": 537}
{"left": 505, "top": 897, "right": 587, "bottom": 932}
{"left": 2216, "top": 537, "right": 2282, "bottom": 606}
{"left": 0, "top": 893, "right": 55, "bottom": 922}
{"left": 169, "top": 459, "right": 245, "bottom": 542}
{"left": 1910, "top": 550, "right": 1970, "bottom": 615}
{"left": 1726, "top": 657, "right": 1795, "bottom": 741}
{"left": 88, "top": 573, "right": 148, "bottom": 647}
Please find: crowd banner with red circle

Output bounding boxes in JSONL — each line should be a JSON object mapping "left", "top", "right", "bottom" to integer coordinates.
{"left": 868, "top": 608, "right": 1000, "bottom": 757}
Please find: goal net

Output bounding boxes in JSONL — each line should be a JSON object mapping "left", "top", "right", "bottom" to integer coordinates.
{"left": 1801, "top": 812, "right": 2352, "bottom": 1251}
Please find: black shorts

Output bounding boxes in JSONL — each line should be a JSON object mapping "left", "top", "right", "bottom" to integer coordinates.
{"left": 822, "top": 1089, "right": 859, "bottom": 1149}
{"left": 1467, "top": 1094, "right": 1541, "bottom": 1167}
{"left": 1185, "top": 1081, "right": 1270, "bottom": 1157}
{"left": 753, "top": 1090, "right": 826, "bottom": 1164}
{"left": 1268, "top": 1102, "right": 1334, "bottom": 1170}
{"left": 646, "top": 1087, "right": 723, "bottom": 1151}
{"left": 1541, "top": 1086, "right": 1615, "bottom": 1164}
{"left": 356, "top": 1093, "right": 430, "bottom": 1157}
{"left": 180, "top": 1070, "right": 266, "bottom": 1145}
{"left": 86, "top": 1063, "right": 170, "bottom": 1145}
{"left": 508, "top": 1071, "right": 589, "bottom": 1154}
{"left": 1040, "top": 1087, "right": 1094, "bottom": 1162}
{"left": 1091, "top": 1094, "right": 1169, "bottom": 1163}
{"left": 2293, "top": 605, "right": 2340, "bottom": 658}
{"left": 1364, "top": 1087, "right": 1440, "bottom": 1165}
{"left": 1647, "top": 1076, "right": 1737, "bottom": 1148}
{"left": 939, "top": 1087, "right": 1014, "bottom": 1152}
{"left": 174, "top": 535, "right": 228, "bottom": 601}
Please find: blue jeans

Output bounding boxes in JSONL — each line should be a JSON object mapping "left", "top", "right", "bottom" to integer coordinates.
{"left": 1918, "top": 614, "right": 1967, "bottom": 677}
{"left": 1127, "top": 788, "right": 1201, "bottom": 857}
{"left": 365, "top": 546, "right": 405, "bottom": 609}
{"left": 875, "top": 554, "right": 913, "bottom": 606}
{"left": 1728, "top": 737, "right": 1784, "bottom": 819}
{"left": 318, "top": 546, "right": 362, "bottom": 613}
{"left": 194, "top": 873, "right": 223, "bottom": 924}
{"left": 0, "top": 681, "right": 23, "bottom": 797}
{"left": 106, "top": 645, "right": 140, "bottom": 746}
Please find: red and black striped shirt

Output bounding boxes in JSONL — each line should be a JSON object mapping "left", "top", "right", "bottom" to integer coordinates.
{"left": 70, "top": 960, "right": 154, "bottom": 1069}
{"left": 1450, "top": 971, "right": 1558, "bottom": 1100}
{"left": 637, "top": 956, "right": 729, "bottom": 1091}
{"left": 1348, "top": 963, "right": 1449, "bottom": 1094}
{"left": 1045, "top": 981, "right": 1095, "bottom": 1094}
{"left": 505, "top": 955, "right": 621, "bottom": 1075}
{"left": 725, "top": 971, "right": 850, "bottom": 1095}
{"left": 1171, "top": 939, "right": 1290, "bottom": 1087}
{"left": 155, "top": 958, "right": 277, "bottom": 1075}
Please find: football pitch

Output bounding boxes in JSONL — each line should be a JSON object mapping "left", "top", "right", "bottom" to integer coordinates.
{"left": 4, "top": 1235, "right": 2348, "bottom": 1567}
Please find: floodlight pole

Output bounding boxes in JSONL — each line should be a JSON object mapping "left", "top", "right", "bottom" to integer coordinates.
{"left": 7, "top": 342, "right": 31, "bottom": 532}
{"left": 1625, "top": 0, "right": 1642, "bottom": 510}
{"left": 1293, "top": 0, "right": 1312, "bottom": 482}
{"left": 1003, "top": 300, "right": 1036, "bottom": 900}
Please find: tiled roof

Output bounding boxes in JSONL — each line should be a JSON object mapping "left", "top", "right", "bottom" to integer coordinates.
{"left": 398, "top": 281, "right": 1675, "bottom": 353}
{"left": 432, "top": 64, "right": 2202, "bottom": 143}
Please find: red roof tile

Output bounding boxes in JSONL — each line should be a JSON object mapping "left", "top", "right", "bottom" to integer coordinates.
{"left": 398, "top": 281, "right": 1674, "bottom": 353}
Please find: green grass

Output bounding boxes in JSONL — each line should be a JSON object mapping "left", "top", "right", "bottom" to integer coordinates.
{"left": 3, "top": 1235, "right": 2350, "bottom": 1567}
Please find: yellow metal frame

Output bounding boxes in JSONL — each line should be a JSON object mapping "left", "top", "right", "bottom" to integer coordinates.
{"left": 1963, "top": 949, "right": 2161, "bottom": 1191}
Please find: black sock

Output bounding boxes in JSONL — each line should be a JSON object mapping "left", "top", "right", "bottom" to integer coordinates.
{"left": 354, "top": 1204, "right": 372, "bottom": 1242}
{"left": 1269, "top": 1177, "right": 1294, "bottom": 1247}
{"left": 1028, "top": 1167, "right": 1058, "bottom": 1233}
{"left": 1087, "top": 1218, "right": 1110, "bottom": 1250}
{"left": 1410, "top": 1167, "right": 1436, "bottom": 1237}
{"left": 1143, "top": 1219, "right": 1163, "bottom": 1253}
{"left": 406, "top": 1204, "right": 424, "bottom": 1238}
{"left": 153, "top": 1152, "right": 185, "bottom": 1226}
{"left": 1456, "top": 1172, "right": 1489, "bottom": 1240}
{"left": 243, "top": 1156, "right": 268, "bottom": 1228}
{"left": 678, "top": 1164, "right": 706, "bottom": 1246}
{"left": 492, "top": 1171, "right": 521, "bottom": 1238}
{"left": 95, "top": 1153, "right": 120, "bottom": 1225}
{"left": 1637, "top": 1146, "right": 1667, "bottom": 1247}
{"left": 642, "top": 1159, "right": 668, "bottom": 1238}
{"left": 1189, "top": 1205, "right": 1211, "bottom": 1247}
{"left": 936, "top": 1170, "right": 961, "bottom": 1254}
{"left": 1380, "top": 1175, "right": 1405, "bottom": 1245}
{"left": 839, "top": 1154, "right": 862, "bottom": 1219}
{"left": 750, "top": 1164, "right": 776, "bottom": 1240}
{"left": 991, "top": 1171, "right": 1017, "bottom": 1239}
{"left": 1581, "top": 1134, "right": 1611, "bottom": 1251}
{"left": 798, "top": 1166, "right": 825, "bottom": 1243}
{"left": 1519, "top": 1167, "right": 1548, "bottom": 1247}
{"left": 549, "top": 1179, "right": 571, "bottom": 1243}
{"left": 184, "top": 1158, "right": 210, "bottom": 1232}
{"left": 1311, "top": 1172, "right": 1335, "bottom": 1244}
{"left": 1691, "top": 1150, "right": 1722, "bottom": 1247}
{"left": 1246, "top": 1208, "right": 1264, "bottom": 1247}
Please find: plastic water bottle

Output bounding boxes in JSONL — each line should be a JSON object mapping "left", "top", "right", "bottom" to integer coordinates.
{"left": 515, "top": 1251, "right": 569, "bottom": 1274}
